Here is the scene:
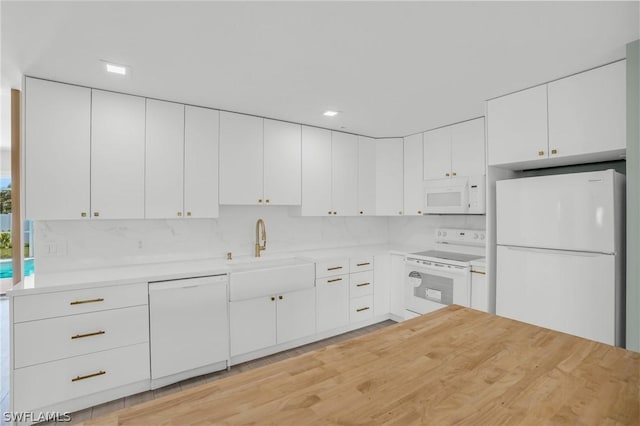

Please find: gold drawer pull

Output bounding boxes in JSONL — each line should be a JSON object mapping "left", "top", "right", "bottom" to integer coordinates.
{"left": 356, "top": 262, "right": 370, "bottom": 267}
{"left": 356, "top": 307, "right": 370, "bottom": 312}
{"left": 71, "top": 330, "right": 106, "bottom": 340}
{"left": 356, "top": 282, "right": 370, "bottom": 287}
{"left": 72, "top": 370, "right": 106, "bottom": 382}
{"left": 327, "top": 266, "right": 342, "bottom": 271}
{"left": 538, "top": 150, "right": 544, "bottom": 156}
{"left": 327, "top": 278, "right": 342, "bottom": 283}
{"left": 472, "top": 271, "right": 486, "bottom": 275}
{"left": 70, "top": 298, "right": 104, "bottom": 306}
{"left": 551, "top": 149, "right": 557, "bottom": 155}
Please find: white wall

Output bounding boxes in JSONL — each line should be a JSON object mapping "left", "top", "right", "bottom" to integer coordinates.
{"left": 387, "top": 214, "right": 486, "bottom": 247}
{"left": 34, "top": 206, "right": 390, "bottom": 273}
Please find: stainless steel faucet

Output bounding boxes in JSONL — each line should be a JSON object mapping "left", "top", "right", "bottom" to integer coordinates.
{"left": 255, "top": 218, "right": 267, "bottom": 257}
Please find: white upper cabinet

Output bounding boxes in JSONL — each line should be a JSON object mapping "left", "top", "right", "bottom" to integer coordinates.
{"left": 219, "top": 112, "right": 264, "bottom": 205}
{"left": 375, "top": 138, "right": 404, "bottom": 216}
{"left": 424, "top": 119, "right": 485, "bottom": 180}
{"left": 145, "top": 99, "right": 185, "bottom": 219}
{"left": 451, "top": 118, "right": 486, "bottom": 177}
{"left": 25, "top": 78, "right": 91, "bottom": 220}
{"left": 263, "top": 119, "right": 301, "bottom": 205}
{"left": 300, "top": 126, "right": 332, "bottom": 216}
{"left": 91, "top": 90, "right": 145, "bottom": 220}
{"left": 331, "top": 132, "right": 359, "bottom": 216}
{"left": 184, "top": 106, "right": 219, "bottom": 218}
{"left": 488, "top": 61, "right": 625, "bottom": 169}
{"left": 357, "top": 136, "right": 376, "bottom": 216}
{"left": 403, "top": 133, "right": 424, "bottom": 216}
{"left": 423, "top": 126, "right": 451, "bottom": 180}
{"left": 548, "top": 60, "right": 626, "bottom": 159}
{"left": 487, "top": 85, "right": 548, "bottom": 166}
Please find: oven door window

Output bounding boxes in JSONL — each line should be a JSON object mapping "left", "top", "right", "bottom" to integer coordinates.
{"left": 409, "top": 271, "right": 454, "bottom": 305}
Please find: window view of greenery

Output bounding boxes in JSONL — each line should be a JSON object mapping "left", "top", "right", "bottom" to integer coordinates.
{"left": 0, "top": 183, "right": 15, "bottom": 259}
{"left": 0, "top": 179, "right": 33, "bottom": 284}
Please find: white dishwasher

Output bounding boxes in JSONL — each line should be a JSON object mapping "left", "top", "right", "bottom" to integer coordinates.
{"left": 149, "top": 274, "right": 229, "bottom": 387}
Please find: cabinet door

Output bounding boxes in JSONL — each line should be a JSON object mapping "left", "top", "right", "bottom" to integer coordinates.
{"left": 316, "top": 275, "right": 349, "bottom": 332}
{"left": 548, "top": 61, "right": 626, "bottom": 159}
{"left": 301, "top": 126, "right": 332, "bottom": 216}
{"left": 470, "top": 270, "right": 489, "bottom": 313}
{"left": 184, "top": 106, "right": 219, "bottom": 218}
{"left": 25, "top": 78, "right": 90, "bottom": 220}
{"left": 263, "top": 119, "right": 301, "bottom": 205}
{"left": 389, "top": 254, "right": 405, "bottom": 318}
{"left": 375, "top": 138, "right": 404, "bottom": 216}
{"left": 403, "top": 134, "right": 424, "bottom": 216}
{"left": 331, "top": 132, "right": 359, "bottom": 216}
{"left": 276, "top": 287, "right": 316, "bottom": 344}
{"left": 423, "top": 126, "right": 451, "bottom": 180}
{"left": 487, "top": 85, "right": 548, "bottom": 166}
{"left": 451, "top": 118, "right": 485, "bottom": 177}
{"left": 145, "top": 99, "right": 185, "bottom": 219}
{"left": 219, "top": 112, "right": 263, "bottom": 205}
{"left": 357, "top": 136, "right": 376, "bottom": 215}
{"left": 229, "top": 297, "right": 276, "bottom": 356}
{"left": 91, "top": 90, "right": 145, "bottom": 219}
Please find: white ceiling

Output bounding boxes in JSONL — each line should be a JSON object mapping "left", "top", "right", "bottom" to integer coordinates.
{"left": 1, "top": 1, "right": 638, "bottom": 139}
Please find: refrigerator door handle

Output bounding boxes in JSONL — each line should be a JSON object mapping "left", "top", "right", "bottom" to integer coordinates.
{"left": 500, "top": 245, "right": 615, "bottom": 257}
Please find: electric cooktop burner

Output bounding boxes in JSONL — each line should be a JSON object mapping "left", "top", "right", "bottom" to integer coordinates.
{"left": 409, "top": 250, "right": 484, "bottom": 263}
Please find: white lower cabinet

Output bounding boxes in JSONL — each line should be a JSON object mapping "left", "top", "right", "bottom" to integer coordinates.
{"left": 316, "top": 274, "right": 350, "bottom": 332}
{"left": 389, "top": 253, "right": 406, "bottom": 319}
{"left": 11, "top": 282, "right": 150, "bottom": 414}
{"left": 230, "top": 288, "right": 316, "bottom": 357}
{"left": 470, "top": 267, "right": 489, "bottom": 313}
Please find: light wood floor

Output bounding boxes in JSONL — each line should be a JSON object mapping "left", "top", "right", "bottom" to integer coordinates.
{"left": 0, "top": 306, "right": 393, "bottom": 426}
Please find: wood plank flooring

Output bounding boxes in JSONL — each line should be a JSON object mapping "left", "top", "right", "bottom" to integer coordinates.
{"left": 79, "top": 306, "right": 640, "bottom": 426}
{"left": 0, "top": 303, "right": 393, "bottom": 426}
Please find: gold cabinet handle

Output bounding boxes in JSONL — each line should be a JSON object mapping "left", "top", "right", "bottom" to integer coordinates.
{"left": 356, "top": 307, "right": 370, "bottom": 312}
{"left": 551, "top": 149, "right": 557, "bottom": 155}
{"left": 258, "top": 199, "right": 263, "bottom": 203}
{"left": 72, "top": 370, "right": 106, "bottom": 382}
{"left": 265, "top": 199, "right": 270, "bottom": 203}
{"left": 177, "top": 212, "right": 182, "bottom": 217}
{"left": 445, "top": 173, "right": 450, "bottom": 177}
{"left": 81, "top": 212, "right": 87, "bottom": 217}
{"left": 452, "top": 172, "right": 457, "bottom": 176}
{"left": 359, "top": 211, "right": 363, "bottom": 215}
{"left": 356, "top": 282, "right": 370, "bottom": 287}
{"left": 186, "top": 211, "right": 192, "bottom": 217}
{"left": 70, "top": 298, "right": 104, "bottom": 306}
{"left": 398, "top": 211, "right": 402, "bottom": 215}
{"left": 278, "top": 295, "right": 283, "bottom": 300}
{"left": 327, "top": 278, "right": 342, "bottom": 283}
{"left": 333, "top": 211, "right": 337, "bottom": 215}
{"left": 356, "top": 262, "right": 370, "bottom": 267}
{"left": 327, "top": 266, "right": 343, "bottom": 271}
{"left": 71, "top": 330, "right": 106, "bottom": 340}
{"left": 270, "top": 296, "right": 275, "bottom": 301}
{"left": 327, "top": 211, "right": 332, "bottom": 215}
{"left": 417, "top": 210, "right": 422, "bottom": 214}
{"left": 538, "top": 150, "right": 545, "bottom": 156}
{"left": 93, "top": 212, "right": 100, "bottom": 217}
{"left": 472, "top": 271, "right": 486, "bottom": 275}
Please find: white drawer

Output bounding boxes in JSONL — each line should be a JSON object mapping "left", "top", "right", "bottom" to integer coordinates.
{"left": 315, "top": 259, "right": 350, "bottom": 278}
{"left": 350, "top": 295, "right": 374, "bottom": 323}
{"left": 13, "top": 282, "right": 148, "bottom": 323}
{"left": 13, "top": 342, "right": 150, "bottom": 413}
{"left": 349, "top": 271, "right": 374, "bottom": 299}
{"left": 14, "top": 305, "right": 149, "bottom": 368}
{"left": 315, "top": 274, "right": 349, "bottom": 288}
{"left": 350, "top": 256, "right": 374, "bottom": 273}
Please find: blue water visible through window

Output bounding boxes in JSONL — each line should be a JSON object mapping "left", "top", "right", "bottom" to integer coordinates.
{"left": 0, "top": 258, "right": 35, "bottom": 279}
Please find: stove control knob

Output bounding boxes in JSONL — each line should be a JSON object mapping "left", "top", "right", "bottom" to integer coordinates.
{"left": 442, "top": 231, "right": 447, "bottom": 237}
{"left": 480, "top": 233, "right": 485, "bottom": 240}
{"left": 474, "top": 233, "right": 479, "bottom": 239}
{"left": 437, "top": 231, "right": 442, "bottom": 237}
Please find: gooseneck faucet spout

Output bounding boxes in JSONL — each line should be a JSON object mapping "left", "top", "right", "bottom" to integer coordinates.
{"left": 255, "top": 218, "right": 267, "bottom": 257}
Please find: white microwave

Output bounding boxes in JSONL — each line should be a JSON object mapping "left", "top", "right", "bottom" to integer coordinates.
{"left": 423, "top": 175, "right": 485, "bottom": 214}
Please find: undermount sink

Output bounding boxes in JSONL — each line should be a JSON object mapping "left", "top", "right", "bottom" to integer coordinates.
{"left": 229, "top": 257, "right": 315, "bottom": 301}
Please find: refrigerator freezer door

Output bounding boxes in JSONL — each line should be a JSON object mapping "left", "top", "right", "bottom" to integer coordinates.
{"left": 496, "top": 245, "right": 618, "bottom": 345}
{"left": 496, "top": 170, "right": 617, "bottom": 253}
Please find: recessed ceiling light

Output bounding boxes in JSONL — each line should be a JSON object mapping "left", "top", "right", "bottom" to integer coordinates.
{"left": 323, "top": 110, "right": 339, "bottom": 117}
{"left": 105, "top": 63, "right": 127, "bottom": 75}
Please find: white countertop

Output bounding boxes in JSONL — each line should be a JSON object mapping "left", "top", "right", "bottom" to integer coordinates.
{"left": 8, "top": 243, "right": 428, "bottom": 296}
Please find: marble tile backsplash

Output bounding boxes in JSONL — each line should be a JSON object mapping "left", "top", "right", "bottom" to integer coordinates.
{"left": 34, "top": 207, "right": 486, "bottom": 274}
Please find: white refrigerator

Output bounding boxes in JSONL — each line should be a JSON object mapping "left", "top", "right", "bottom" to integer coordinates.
{"left": 496, "top": 170, "right": 625, "bottom": 346}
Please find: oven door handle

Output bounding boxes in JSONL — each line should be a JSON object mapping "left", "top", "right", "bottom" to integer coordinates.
{"left": 406, "top": 263, "right": 469, "bottom": 277}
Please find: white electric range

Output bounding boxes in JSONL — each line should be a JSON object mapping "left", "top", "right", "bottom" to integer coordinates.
{"left": 404, "top": 228, "right": 486, "bottom": 319}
